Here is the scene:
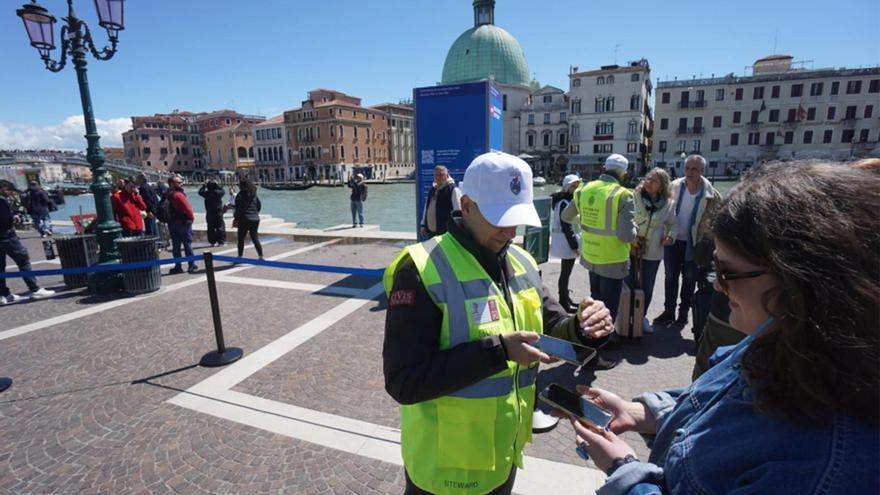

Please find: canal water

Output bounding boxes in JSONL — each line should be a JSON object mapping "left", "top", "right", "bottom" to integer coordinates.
{"left": 54, "top": 180, "right": 737, "bottom": 232}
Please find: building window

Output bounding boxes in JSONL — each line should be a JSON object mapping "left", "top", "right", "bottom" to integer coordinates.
{"left": 753, "top": 87, "right": 764, "bottom": 99}
{"left": 543, "top": 95, "right": 552, "bottom": 104}
{"left": 810, "top": 82, "right": 824, "bottom": 96}
{"left": 696, "top": 89, "right": 705, "bottom": 102}
{"left": 607, "top": 75, "right": 614, "bottom": 84}
{"left": 630, "top": 95, "right": 640, "bottom": 110}
{"left": 543, "top": 113, "right": 551, "bottom": 124}
{"left": 807, "top": 107, "right": 816, "bottom": 121}
{"left": 677, "top": 140, "right": 686, "bottom": 152}
{"left": 710, "top": 139, "right": 720, "bottom": 152}
{"left": 845, "top": 106, "right": 857, "bottom": 120}
{"left": 597, "top": 76, "right": 605, "bottom": 85}
{"left": 661, "top": 92, "right": 670, "bottom": 104}
{"left": 830, "top": 81, "right": 840, "bottom": 95}
{"left": 595, "top": 121, "right": 614, "bottom": 135}
{"left": 765, "top": 132, "right": 775, "bottom": 145}
{"left": 572, "top": 99, "right": 581, "bottom": 113}
{"left": 627, "top": 142, "right": 638, "bottom": 153}
{"left": 692, "top": 140, "right": 701, "bottom": 152}
{"left": 865, "top": 105, "right": 874, "bottom": 119}
{"left": 659, "top": 140, "right": 667, "bottom": 152}
{"left": 790, "top": 84, "right": 803, "bottom": 97}
{"left": 715, "top": 88, "right": 724, "bottom": 101}
{"left": 869, "top": 79, "right": 880, "bottom": 93}
{"left": 628, "top": 120, "right": 638, "bottom": 135}
{"left": 558, "top": 132, "right": 567, "bottom": 146}
{"left": 502, "top": 94, "right": 508, "bottom": 111}
{"left": 860, "top": 129, "right": 870, "bottom": 142}
{"left": 771, "top": 85, "right": 780, "bottom": 98}
{"left": 573, "top": 78, "right": 581, "bottom": 87}
{"left": 678, "top": 117, "right": 687, "bottom": 132}
{"left": 823, "top": 130, "right": 833, "bottom": 143}
{"left": 593, "top": 143, "right": 613, "bottom": 153}
{"left": 787, "top": 108, "right": 797, "bottom": 122}
{"left": 606, "top": 97, "right": 614, "bottom": 112}
{"left": 542, "top": 132, "right": 551, "bottom": 146}
{"left": 748, "top": 132, "right": 760, "bottom": 145}
{"left": 733, "top": 111, "right": 741, "bottom": 124}
{"left": 730, "top": 133, "right": 739, "bottom": 146}
{"left": 660, "top": 118, "right": 668, "bottom": 130}
{"left": 783, "top": 131, "right": 793, "bottom": 144}
{"left": 842, "top": 129, "right": 855, "bottom": 143}
{"left": 595, "top": 97, "right": 604, "bottom": 113}
{"left": 769, "top": 109, "right": 779, "bottom": 122}
{"left": 571, "top": 123, "right": 580, "bottom": 137}
{"left": 803, "top": 130, "right": 813, "bottom": 144}
{"left": 827, "top": 106, "right": 836, "bottom": 120}
{"left": 631, "top": 73, "right": 640, "bottom": 81}
{"left": 735, "top": 88, "right": 743, "bottom": 100}
{"left": 750, "top": 110, "right": 759, "bottom": 124}
{"left": 845, "top": 80, "right": 862, "bottom": 94}
{"left": 713, "top": 115, "right": 722, "bottom": 128}
{"left": 528, "top": 114, "right": 534, "bottom": 125}
{"left": 560, "top": 112, "right": 567, "bottom": 122}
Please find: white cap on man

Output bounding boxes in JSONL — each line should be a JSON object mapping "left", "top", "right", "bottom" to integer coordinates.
{"left": 604, "top": 153, "right": 629, "bottom": 173}
{"left": 460, "top": 151, "right": 541, "bottom": 228}
{"left": 561, "top": 174, "right": 581, "bottom": 191}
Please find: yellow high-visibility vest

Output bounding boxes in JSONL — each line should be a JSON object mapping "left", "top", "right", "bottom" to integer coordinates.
{"left": 573, "top": 178, "right": 632, "bottom": 265}
{"left": 383, "top": 234, "right": 543, "bottom": 495}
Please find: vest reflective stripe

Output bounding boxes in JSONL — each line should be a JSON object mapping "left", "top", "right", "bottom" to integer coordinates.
{"left": 428, "top": 278, "right": 501, "bottom": 305}
{"left": 507, "top": 247, "right": 542, "bottom": 296}
{"left": 449, "top": 366, "right": 537, "bottom": 399}
{"left": 422, "top": 237, "right": 472, "bottom": 347}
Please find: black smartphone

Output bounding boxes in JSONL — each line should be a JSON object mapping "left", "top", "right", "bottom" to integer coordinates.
{"left": 534, "top": 335, "right": 596, "bottom": 367}
{"left": 539, "top": 383, "right": 614, "bottom": 432}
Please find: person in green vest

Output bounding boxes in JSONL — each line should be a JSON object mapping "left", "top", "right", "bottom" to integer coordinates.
{"left": 562, "top": 154, "right": 637, "bottom": 321}
{"left": 383, "top": 151, "right": 616, "bottom": 495}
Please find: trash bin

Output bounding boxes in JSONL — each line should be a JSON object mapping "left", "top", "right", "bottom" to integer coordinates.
{"left": 53, "top": 235, "right": 98, "bottom": 288}
{"left": 116, "top": 236, "right": 162, "bottom": 294}
{"left": 523, "top": 197, "right": 551, "bottom": 264}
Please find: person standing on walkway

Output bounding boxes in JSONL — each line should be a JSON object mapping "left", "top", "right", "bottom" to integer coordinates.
{"left": 24, "top": 181, "right": 52, "bottom": 237}
{"left": 166, "top": 175, "right": 197, "bottom": 274}
{"left": 550, "top": 174, "right": 581, "bottom": 312}
{"left": 562, "top": 154, "right": 636, "bottom": 321}
{"left": 653, "top": 154, "right": 721, "bottom": 328}
{"left": 233, "top": 178, "right": 263, "bottom": 260}
{"left": 383, "top": 152, "right": 615, "bottom": 495}
{"left": 199, "top": 180, "right": 227, "bottom": 247}
{"left": 136, "top": 174, "right": 159, "bottom": 239}
{"left": 347, "top": 173, "right": 367, "bottom": 228}
{"left": 0, "top": 180, "right": 54, "bottom": 304}
{"left": 420, "top": 165, "right": 462, "bottom": 239}
{"left": 111, "top": 178, "right": 147, "bottom": 237}
{"left": 626, "top": 168, "right": 676, "bottom": 333}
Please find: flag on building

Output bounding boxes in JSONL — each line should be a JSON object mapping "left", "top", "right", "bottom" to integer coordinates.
{"left": 797, "top": 104, "right": 807, "bottom": 121}
{"left": 760, "top": 100, "right": 767, "bottom": 112}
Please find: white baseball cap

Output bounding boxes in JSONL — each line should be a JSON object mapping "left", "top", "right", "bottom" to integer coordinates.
{"left": 604, "top": 153, "right": 629, "bottom": 173}
{"left": 561, "top": 174, "right": 581, "bottom": 191}
{"left": 460, "top": 152, "right": 541, "bottom": 228}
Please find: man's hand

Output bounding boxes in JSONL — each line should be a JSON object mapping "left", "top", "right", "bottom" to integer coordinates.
{"left": 420, "top": 227, "right": 428, "bottom": 238}
{"left": 500, "top": 332, "right": 550, "bottom": 365}
{"left": 570, "top": 417, "right": 637, "bottom": 473}
{"left": 576, "top": 297, "right": 614, "bottom": 339}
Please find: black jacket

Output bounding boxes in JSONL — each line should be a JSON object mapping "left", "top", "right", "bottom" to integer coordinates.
{"left": 348, "top": 180, "right": 367, "bottom": 201}
{"left": 139, "top": 182, "right": 159, "bottom": 214}
{"left": 233, "top": 191, "right": 261, "bottom": 222}
{"left": 199, "top": 185, "right": 226, "bottom": 217}
{"left": 551, "top": 191, "right": 579, "bottom": 250}
{"left": 1, "top": 197, "right": 16, "bottom": 240}
{"left": 423, "top": 182, "right": 456, "bottom": 235}
{"left": 383, "top": 215, "right": 601, "bottom": 405}
{"left": 25, "top": 186, "right": 50, "bottom": 217}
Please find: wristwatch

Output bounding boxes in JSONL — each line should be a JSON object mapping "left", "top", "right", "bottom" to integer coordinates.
{"left": 606, "top": 454, "right": 639, "bottom": 477}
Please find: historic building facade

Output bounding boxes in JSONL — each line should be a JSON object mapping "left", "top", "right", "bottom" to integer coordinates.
{"left": 517, "top": 85, "right": 569, "bottom": 177}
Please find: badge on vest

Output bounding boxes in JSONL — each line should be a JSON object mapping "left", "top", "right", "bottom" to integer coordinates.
{"left": 389, "top": 289, "right": 416, "bottom": 307}
{"left": 470, "top": 299, "right": 500, "bottom": 325}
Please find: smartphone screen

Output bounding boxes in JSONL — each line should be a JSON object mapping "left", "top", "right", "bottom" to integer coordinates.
{"left": 541, "top": 384, "right": 613, "bottom": 431}
{"left": 535, "top": 335, "right": 595, "bottom": 365}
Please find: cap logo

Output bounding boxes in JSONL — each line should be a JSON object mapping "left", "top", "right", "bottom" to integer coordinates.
{"left": 510, "top": 174, "right": 522, "bottom": 195}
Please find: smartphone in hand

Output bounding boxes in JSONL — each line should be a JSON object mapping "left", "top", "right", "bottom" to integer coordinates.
{"left": 534, "top": 335, "right": 596, "bottom": 367}
{"left": 539, "top": 383, "right": 614, "bottom": 432}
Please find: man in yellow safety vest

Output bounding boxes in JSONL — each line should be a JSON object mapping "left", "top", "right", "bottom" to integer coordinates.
{"left": 562, "top": 154, "right": 637, "bottom": 321}
{"left": 383, "top": 151, "right": 616, "bottom": 494}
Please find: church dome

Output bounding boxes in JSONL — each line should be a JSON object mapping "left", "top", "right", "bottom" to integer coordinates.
{"left": 441, "top": 2, "right": 530, "bottom": 88}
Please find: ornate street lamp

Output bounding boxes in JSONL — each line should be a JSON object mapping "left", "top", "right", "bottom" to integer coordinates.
{"left": 17, "top": 0, "right": 125, "bottom": 292}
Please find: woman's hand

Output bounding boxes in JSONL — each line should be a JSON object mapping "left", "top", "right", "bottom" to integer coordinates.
{"left": 661, "top": 235, "right": 675, "bottom": 246}
{"left": 570, "top": 417, "right": 637, "bottom": 473}
{"left": 575, "top": 385, "right": 655, "bottom": 434}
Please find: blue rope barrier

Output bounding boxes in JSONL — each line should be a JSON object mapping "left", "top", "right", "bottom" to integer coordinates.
{"left": 212, "top": 255, "right": 384, "bottom": 278}
{"left": 0, "top": 256, "right": 202, "bottom": 279}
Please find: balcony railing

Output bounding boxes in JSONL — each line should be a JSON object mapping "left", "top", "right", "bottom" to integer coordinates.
{"left": 678, "top": 100, "right": 707, "bottom": 109}
{"left": 747, "top": 122, "right": 762, "bottom": 130}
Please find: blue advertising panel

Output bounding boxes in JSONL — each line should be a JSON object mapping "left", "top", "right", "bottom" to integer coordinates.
{"left": 413, "top": 81, "right": 503, "bottom": 236}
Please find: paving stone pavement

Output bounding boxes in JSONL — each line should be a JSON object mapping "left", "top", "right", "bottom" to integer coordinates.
{"left": 1, "top": 232, "right": 702, "bottom": 493}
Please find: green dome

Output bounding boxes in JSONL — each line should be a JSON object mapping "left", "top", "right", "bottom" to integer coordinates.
{"left": 441, "top": 25, "right": 530, "bottom": 87}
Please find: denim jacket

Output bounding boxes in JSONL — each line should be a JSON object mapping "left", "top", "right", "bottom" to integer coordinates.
{"left": 598, "top": 321, "right": 880, "bottom": 495}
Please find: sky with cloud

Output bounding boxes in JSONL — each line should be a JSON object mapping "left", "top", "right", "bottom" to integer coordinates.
{"left": 0, "top": 116, "right": 130, "bottom": 151}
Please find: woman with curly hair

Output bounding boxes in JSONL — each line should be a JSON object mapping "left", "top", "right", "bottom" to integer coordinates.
{"left": 560, "top": 161, "right": 879, "bottom": 494}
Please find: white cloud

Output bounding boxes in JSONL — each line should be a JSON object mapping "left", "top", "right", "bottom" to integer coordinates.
{"left": 0, "top": 116, "right": 131, "bottom": 151}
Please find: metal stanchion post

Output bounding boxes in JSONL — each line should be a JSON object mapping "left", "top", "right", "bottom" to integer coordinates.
{"left": 199, "top": 252, "right": 244, "bottom": 367}
{"left": 0, "top": 377, "right": 11, "bottom": 393}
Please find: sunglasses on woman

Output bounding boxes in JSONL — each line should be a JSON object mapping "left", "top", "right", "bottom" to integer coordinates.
{"left": 713, "top": 254, "right": 768, "bottom": 292}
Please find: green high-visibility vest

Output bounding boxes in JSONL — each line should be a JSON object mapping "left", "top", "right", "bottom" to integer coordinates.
{"left": 383, "top": 233, "right": 543, "bottom": 495}
{"left": 573, "top": 178, "right": 632, "bottom": 265}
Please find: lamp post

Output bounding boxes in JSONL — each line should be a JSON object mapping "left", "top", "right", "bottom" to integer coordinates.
{"left": 17, "top": 0, "right": 125, "bottom": 292}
